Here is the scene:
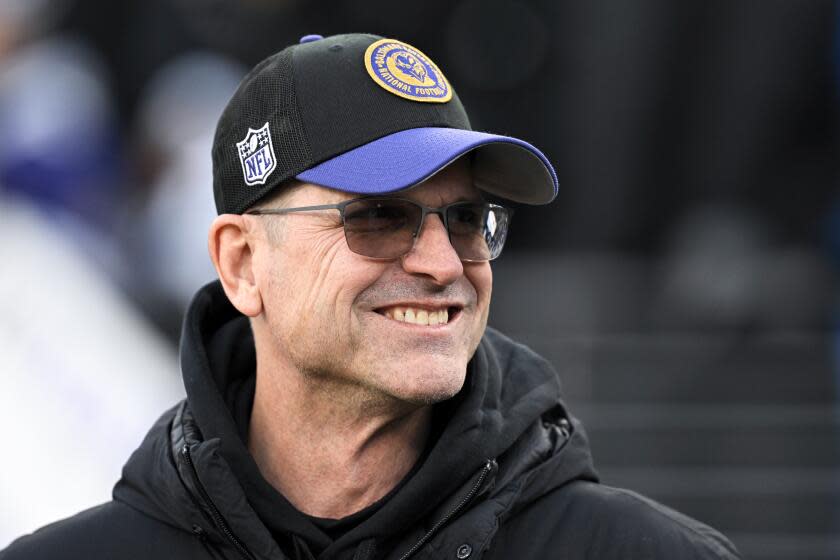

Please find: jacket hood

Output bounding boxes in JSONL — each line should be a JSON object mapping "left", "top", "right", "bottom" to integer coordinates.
{"left": 114, "top": 280, "right": 598, "bottom": 559}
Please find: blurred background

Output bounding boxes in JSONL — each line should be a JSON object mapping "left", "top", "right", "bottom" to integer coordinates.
{"left": 0, "top": 0, "right": 837, "bottom": 557}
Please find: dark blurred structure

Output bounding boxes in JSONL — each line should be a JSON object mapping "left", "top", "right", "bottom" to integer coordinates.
{"left": 1, "top": 0, "right": 837, "bottom": 557}
{"left": 62, "top": 0, "right": 838, "bottom": 250}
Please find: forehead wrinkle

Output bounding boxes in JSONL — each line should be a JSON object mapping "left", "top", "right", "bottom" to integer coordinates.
{"left": 295, "top": 183, "right": 360, "bottom": 205}
{"left": 375, "top": 187, "right": 485, "bottom": 205}
{"left": 397, "top": 160, "right": 477, "bottom": 206}
{"left": 401, "top": 185, "right": 481, "bottom": 208}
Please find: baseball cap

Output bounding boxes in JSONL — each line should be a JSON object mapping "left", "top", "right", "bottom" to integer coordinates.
{"left": 212, "top": 33, "right": 557, "bottom": 214}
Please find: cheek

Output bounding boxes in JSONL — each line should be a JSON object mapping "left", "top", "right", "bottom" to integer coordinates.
{"left": 466, "top": 263, "right": 493, "bottom": 311}
{"left": 260, "top": 239, "right": 385, "bottom": 336}
{"left": 463, "top": 263, "right": 492, "bottom": 354}
{"left": 260, "top": 231, "right": 343, "bottom": 304}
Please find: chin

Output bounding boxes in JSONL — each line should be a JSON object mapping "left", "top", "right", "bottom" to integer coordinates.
{"left": 389, "top": 365, "right": 468, "bottom": 405}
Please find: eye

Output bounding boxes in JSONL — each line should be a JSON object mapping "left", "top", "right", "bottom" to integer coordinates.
{"left": 448, "top": 204, "right": 485, "bottom": 233}
{"left": 344, "top": 200, "right": 415, "bottom": 233}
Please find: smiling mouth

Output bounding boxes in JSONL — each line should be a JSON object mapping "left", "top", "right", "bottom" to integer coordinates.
{"left": 375, "top": 305, "right": 462, "bottom": 326}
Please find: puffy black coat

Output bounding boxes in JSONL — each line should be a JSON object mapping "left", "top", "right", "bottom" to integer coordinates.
{"left": 1, "top": 282, "right": 740, "bottom": 559}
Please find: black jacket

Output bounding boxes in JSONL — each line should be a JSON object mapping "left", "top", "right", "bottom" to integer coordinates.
{"left": 1, "top": 281, "right": 740, "bottom": 559}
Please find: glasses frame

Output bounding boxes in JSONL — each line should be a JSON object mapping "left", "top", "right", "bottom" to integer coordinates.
{"left": 246, "top": 196, "right": 513, "bottom": 262}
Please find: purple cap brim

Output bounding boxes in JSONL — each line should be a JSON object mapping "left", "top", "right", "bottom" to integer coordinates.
{"left": 295, "top": 127, "right": 558, "bottom": 204}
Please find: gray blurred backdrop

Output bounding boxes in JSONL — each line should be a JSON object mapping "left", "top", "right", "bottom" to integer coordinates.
{"left": 0, "top": 1, "right": 838, "bottom": 557}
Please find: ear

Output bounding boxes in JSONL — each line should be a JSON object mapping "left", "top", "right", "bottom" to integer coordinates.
{"left": 208, "top": 214, "right": 263, "bottom": 317}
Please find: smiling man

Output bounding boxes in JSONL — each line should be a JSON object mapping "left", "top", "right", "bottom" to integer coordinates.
{"left": 1, "top": 34, "right": 740, "bottom": 560}
{"left": 232, "top": 160, "right": 492, "bottom": 520}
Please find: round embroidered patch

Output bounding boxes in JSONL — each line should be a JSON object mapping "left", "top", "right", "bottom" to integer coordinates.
{"left": 364, "top": 39, "right": 452, "bottom": 103}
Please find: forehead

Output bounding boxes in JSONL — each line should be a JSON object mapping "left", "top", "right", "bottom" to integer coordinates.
{"left": 288, "top": 157, "right": 479, "bottom": 206}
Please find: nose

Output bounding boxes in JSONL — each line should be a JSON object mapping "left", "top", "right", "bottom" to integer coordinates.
{"left": 400, "top": 213, "right": 464, "bottom": 285}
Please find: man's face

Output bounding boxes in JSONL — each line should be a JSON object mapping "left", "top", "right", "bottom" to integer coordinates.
{"left": 249, "top": 159, "right": 492, "bottom": 405}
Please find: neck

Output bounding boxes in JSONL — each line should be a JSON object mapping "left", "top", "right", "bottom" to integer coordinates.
{"left": 248, "top": 360, "right": 431, "bottom": 519}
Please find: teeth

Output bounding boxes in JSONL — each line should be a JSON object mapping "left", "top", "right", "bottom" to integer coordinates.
{"left": 381, "top": 306, "right": 451, "bottom": 326}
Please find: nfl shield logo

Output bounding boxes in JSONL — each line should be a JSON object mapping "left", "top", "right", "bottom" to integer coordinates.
{"left": 236, "top": 122, "right": 277, "bottom": 186}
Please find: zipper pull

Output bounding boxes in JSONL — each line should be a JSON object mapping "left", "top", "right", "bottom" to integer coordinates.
{"left": 192, "top": 524, "right": 207, "bottom": 541}
{"left": 558, "top": 418, "right": 571, "bottom": 439}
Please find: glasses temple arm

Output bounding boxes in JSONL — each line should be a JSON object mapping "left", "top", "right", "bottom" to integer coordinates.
{"left": 245, "top": 203, "right": 345, "bottom": 216}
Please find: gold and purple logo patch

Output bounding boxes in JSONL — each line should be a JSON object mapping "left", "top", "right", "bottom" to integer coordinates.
{"left": 364, "top": 39, "right": 452, "bottom": 103}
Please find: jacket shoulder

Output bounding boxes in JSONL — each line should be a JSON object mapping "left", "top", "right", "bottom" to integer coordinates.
{"left": 490, "top": 480, "right": 741, "bottom": 559}
{"left": 0, "top": 501, "right": 205, "bottom": 560}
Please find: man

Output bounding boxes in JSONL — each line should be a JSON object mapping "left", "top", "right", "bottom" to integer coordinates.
{"left": 1, "top": 33, "right": 740, "bottom": 559}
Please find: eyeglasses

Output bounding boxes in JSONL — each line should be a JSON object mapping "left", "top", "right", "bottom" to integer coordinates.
{"left": 246, "top": 197, "right": 513, "bottom": 262}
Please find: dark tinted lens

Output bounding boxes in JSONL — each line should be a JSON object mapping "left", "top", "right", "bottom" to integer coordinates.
{"left": 343, "top": 199, "right": 421, "bottom": 258}
{"left": 446, "top": 203, "right": 510, "bottom": 261}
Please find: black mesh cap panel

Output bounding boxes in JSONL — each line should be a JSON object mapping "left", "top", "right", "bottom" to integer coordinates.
{"left": 212, "top": 48, "right": 313, "bottom": 214}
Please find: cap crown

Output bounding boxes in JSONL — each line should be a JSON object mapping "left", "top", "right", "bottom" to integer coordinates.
{"left": 212, "top": 34, "right": 471, "bottom": 214}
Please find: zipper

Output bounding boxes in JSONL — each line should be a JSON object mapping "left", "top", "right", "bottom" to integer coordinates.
{"left": 397, "top": 459, "right": 496, "bottom": 560}
{"left": 181, "top": 444, "right": 256, "bottom": 560}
